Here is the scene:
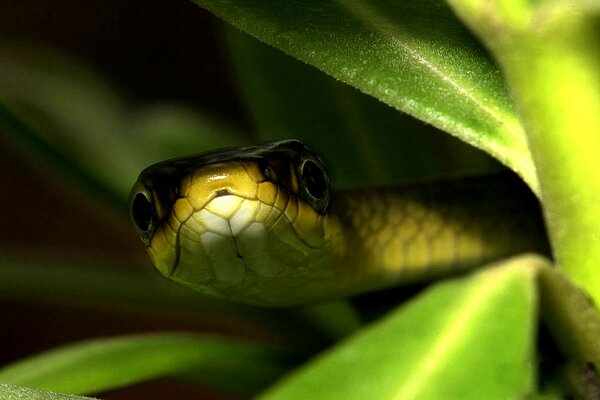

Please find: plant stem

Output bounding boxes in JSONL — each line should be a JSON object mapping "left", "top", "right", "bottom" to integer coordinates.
{"left": 448, "top": 1, "right": 600, "bottom": 304}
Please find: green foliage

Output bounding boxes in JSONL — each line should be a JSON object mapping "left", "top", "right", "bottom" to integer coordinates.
{"left": 1, "top": 0, "right": 599, "bottom": 399}
{"left": 261, "top": 257, "right": 538, "bottom": 400}
{"left": 223, "top": 24, "right": 499, "bottom": 188}
{"left": 449, "top": 0, "right": 600, "bottom": 306}
{"left": 0, "top": 334, "right": 291, "bottom": 396}
{"left": 196, "top": 0, "right": 537, "bottom": 191}
{"left": 0, "top": 384, "right": 95, "bottom": 400}
{"left": 0, "top": 44, "right": 245, "bottom": 204}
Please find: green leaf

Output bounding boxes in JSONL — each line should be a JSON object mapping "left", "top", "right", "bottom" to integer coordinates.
{"left": 448, "top": 0, "right": 600, "bottom": 310}
{"left": 0, "top": 257, "right": 357, "bottom": 347}
{"left": 0, "top": 333, "right": 293, "bottom": 396}
{"left": 0, "top": 44, "right": 246, "bottom": 204}
{"left": 0, "top": 384, "right": 95, "bottom": 400}
{"left": 194, "top": 0, "right": 538, "bottom": 192}
{"left": 224, "top": 25, "right": 499, "bottom": 188}
{"left": 259, "top": 256, "right": 539, "bottom": 400}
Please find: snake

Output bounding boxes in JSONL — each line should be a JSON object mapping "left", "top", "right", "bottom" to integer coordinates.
{"left": 129, "top": 139, "right": 548, "bottom": 307}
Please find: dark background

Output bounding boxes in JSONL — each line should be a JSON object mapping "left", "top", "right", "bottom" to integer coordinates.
{"left": 0, "top": 1, "right": 251, "bottom": 398}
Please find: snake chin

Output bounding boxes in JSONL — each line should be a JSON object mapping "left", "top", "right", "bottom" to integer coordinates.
{"left": 155, "top": 194, "right": 328, "bottom": 301}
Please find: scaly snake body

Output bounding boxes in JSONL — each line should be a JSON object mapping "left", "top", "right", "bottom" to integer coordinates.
{"left": 129, "top": 140, "right": 547, "bottom": 307}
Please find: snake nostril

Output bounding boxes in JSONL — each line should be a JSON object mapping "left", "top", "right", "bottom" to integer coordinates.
{"left": 132, "top": 192, "right": 154, "bottom": 232}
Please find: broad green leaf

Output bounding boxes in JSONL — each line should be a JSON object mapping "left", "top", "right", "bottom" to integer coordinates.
{"left": 0, "top": 44, "right": 246, "bottom": 204}
{"left": 193, "top": 0, "right": 538, "bottom": 193}
{"left": 0, "top": 333, "right": 293, "bottom": 396}
{"left": 260, "top": 256, "right": 538, "bottom": 400}
{"left": 0, "top": 384, "right": 95, "bottom": 400}
{"left": 224, "top": 25, "right": 500, "bottom": 188}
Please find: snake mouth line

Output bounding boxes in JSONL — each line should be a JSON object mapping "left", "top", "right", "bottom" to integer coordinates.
{"left": 169, "top": 231, "right": 182, "bottom": 278}
{"left": 161, "top": 189, "right": 237, "bottom": 278}
{"left": 167, "top": 192, "right": 254, "bottom": 281}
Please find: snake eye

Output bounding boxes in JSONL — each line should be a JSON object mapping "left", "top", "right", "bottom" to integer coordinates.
{"left": 299, "top": 158, "right": 330, "bottom": 213}
{"left": 302, "top": 160, "right": 327, "bottom": 199}
{"left": 131, "top": 191, "right": 154, "bottom": 233}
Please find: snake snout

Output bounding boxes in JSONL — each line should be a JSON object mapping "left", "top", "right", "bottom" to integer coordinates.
{"left": 172, "top": 193, "right": 267, "bottom": 289}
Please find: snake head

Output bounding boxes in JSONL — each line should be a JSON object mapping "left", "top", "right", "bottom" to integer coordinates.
{"left": 128, "top": 140, "right": 339, "bottom": 306}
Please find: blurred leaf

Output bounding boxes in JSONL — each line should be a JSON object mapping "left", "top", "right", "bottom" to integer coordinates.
{"left": 0, "top": 256, "right": 357, "bottom": 346}
{"left": 259, "top": 256, "right": 538, "bottom": 400}
{"left": 224, "top": 25, "right": 500, "bottom": 188}
{"left": 0, "top": 384, "right": 95, "bottom": 400}
{"left": 0, "top": 44, "right": 246, "bottom": 204}
{"left": 292, "top": 301, "right": 362, "bottom": 341}
{"left": 560, "top": 362, "right": 600, "bottom": 400}
{"left": 0, "top": 333, "right": 294, "bottom": 396}
{"left": 523, "top": 394, "right": 564, "bottom": 400}
{"left": 537, "top": 261, "right": 600, "bottom": 367}
{"left": 126, "top": 102, "right": 244, "bottom": 159}
{"left": 194, "top": 0, "right": 538, "bottom": 192}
